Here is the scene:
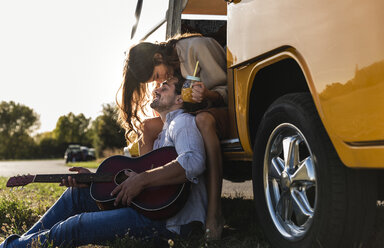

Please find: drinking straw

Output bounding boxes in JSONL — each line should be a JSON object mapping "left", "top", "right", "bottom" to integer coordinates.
{"left": 189, "top": 60, "right": 200, "bottom": 89}
{"left": 193, "top": 61, "right": 199, "bottom": 77}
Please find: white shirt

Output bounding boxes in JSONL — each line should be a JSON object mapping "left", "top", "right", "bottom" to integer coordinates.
{"left": 153, "top": 109, "right": 207, "bottom": 234}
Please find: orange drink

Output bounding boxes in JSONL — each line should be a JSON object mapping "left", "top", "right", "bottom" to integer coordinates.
{"left": 181, "top": 75, "right": 200, "bottom": 103}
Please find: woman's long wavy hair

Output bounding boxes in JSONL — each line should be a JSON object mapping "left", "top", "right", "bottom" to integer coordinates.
{"left": 117, "top": 33, "right": 202, "bottom": 142}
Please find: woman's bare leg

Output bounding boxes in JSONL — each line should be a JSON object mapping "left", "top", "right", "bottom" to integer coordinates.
{"left": 195, "top": 112, "right": 224, "bottom": 240}
{"left": 139, "top": 117, "right": 163, "bottom": 155}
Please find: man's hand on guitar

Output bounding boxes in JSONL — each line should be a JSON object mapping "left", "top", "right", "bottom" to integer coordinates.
{"left": 60, "top": 167, "right": 91, "bottom": 188}
{"left": 111, "top": 171, "right": 144, "bottom": 207}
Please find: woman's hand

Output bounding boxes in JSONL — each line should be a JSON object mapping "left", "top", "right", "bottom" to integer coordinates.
{"left": 192, "top": 81, "right": 208, "bottom": 103}
{"left": 60, "top": 167, "right": 91, "bottom": 188}
{"left": 192, "top": 81, "right": 224, "bottom": 105}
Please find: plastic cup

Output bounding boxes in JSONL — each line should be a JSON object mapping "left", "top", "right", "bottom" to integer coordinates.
{"left": 182, "top": 75, "right": 200, "bottom": 103}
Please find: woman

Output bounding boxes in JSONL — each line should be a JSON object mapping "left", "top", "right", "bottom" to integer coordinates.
{"left": 117, "top": 33, "right": 227, "bottom": 240}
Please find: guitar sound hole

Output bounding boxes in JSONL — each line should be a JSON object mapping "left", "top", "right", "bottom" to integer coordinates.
{"left": 114, "top": 170, "right": 131, "bottom": 185}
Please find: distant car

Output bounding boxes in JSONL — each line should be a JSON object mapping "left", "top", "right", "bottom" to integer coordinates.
{"left": 84, "top": 147, "right": 96, "bottom": 161}
{"left": 64, "top": 145, "right": 96, "bottom": 163}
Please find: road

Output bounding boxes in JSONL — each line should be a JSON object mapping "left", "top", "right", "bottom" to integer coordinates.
{"left": 0, "top": 159, "right": 83, "bottom": 177}
{"left": 0, "top": 160, "right": 253, "bottom": 198}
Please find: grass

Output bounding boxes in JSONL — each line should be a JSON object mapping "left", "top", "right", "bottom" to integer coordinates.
{"left": 67, "top": 161, "right": 100, "bottom": 169}
{"left": 65, "top": 157, "right": 114, "bottom": 169}
{"left": 0, "top": 177, "right": 65, "bottom": 241}
{"left": 0, "top": 177, "right": 271, "bottom": 247}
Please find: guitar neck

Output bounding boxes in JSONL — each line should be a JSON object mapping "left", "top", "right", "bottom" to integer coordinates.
{"left": 33, "top": 173, "right": 114, "bottom": 184}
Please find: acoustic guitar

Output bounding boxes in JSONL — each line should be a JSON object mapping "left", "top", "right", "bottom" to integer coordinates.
{"left": 6, "top": 146, "right": 190, "bottom": 220}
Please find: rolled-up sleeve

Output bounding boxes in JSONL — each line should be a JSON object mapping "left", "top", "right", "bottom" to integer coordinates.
{"left": 171, "top": 115, "right": 206, "bottom": 184}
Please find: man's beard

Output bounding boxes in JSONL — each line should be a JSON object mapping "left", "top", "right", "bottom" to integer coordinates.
{"left": 150, "top": 97, "right": 170, "bottom": 113}
{"left": 150, "top": 100, "right": 159, "bottom": 110}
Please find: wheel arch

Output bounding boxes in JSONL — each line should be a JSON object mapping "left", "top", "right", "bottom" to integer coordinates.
{"left": 246, "top": 49, "right": 317, "bottom": 149}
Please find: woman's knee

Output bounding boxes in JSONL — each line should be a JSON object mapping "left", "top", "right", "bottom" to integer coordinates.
{"left": 195, "top": 112, "right": 216, "bottom": 131}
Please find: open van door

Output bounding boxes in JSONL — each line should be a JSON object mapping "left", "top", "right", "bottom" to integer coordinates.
{"left": 130, "top": 0, "right": 186, "bottom": 42}
{"left": 130, "top": 0, "right": 226, "bottom": 42}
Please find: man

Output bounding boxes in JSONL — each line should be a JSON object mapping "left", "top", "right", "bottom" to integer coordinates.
{"left": 0, "top": 75, "right": 207, "bottom": 247}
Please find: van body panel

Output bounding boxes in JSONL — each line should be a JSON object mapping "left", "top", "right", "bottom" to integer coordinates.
{"left": 227, "top": 0, "right": 384, "bottom": 168}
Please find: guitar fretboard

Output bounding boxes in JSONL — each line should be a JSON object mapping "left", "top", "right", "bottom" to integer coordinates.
{"left": 34, "top": 174, "right": 114, "bottom": 184}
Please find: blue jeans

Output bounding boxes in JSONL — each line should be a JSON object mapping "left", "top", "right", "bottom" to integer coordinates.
{"left": 1, "top": 187, "right": 173, "bottom": 247}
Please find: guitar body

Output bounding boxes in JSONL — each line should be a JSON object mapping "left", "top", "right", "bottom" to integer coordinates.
{"left": 6, "top": 146, "right": 190, "bottom": 220}
{"left": 90, "top": 146, "right": 190, "bottom": 220}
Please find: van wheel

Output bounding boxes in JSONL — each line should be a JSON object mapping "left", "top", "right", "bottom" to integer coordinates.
{"left": 252, "top": 93, "right": 378, "bottom": 248}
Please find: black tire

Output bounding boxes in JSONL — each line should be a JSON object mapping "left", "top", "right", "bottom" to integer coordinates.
{"left": 252, "top": 93, "right": 379, "bottom": 248}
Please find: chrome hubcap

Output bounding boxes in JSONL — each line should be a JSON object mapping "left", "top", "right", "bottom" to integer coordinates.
{"left": 264, "top": 123, "right": 317, "bottom": 240}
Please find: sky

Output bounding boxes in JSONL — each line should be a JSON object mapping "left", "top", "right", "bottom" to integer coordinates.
{"left": 0, "top": 0, "right": 166, "bottom": 134}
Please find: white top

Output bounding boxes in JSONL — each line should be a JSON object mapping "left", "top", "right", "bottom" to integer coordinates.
{"left": 175, "top": 36, "right": 228, "bottom": 104}
{"left": 153, "top": 109, "right": 207, "bottom": 234}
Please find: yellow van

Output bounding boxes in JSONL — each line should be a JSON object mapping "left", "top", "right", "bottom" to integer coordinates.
{"left": 131, "top": 0, "right": 384, "bottom": 247}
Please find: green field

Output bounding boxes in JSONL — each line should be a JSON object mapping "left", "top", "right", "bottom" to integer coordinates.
{"left": 0, "top": 177, "right": 271, "bottom": 247}
{"left": 66, "top": 160, "right": 100, "bottom": 169}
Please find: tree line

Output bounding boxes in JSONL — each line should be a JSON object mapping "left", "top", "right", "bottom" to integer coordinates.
{"left": 0, "top": 101, "right": 127, "bottom": 160}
